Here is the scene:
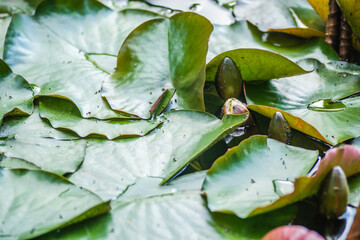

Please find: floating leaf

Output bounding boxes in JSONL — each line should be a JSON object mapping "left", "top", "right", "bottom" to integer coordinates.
{"left": 250, "top": 145, "right": 360, "bottom": 217}
{"left": 102, "top": 12, "right": 213, "bottom": 119}
{"left": 0, "top": 108, "right": 86, "bottom": 175}
{"left": 232, "top": 0, "right": 325, "bottom": 38}
{"left": 39, "top": 172, "right": 298, "bottom": 240}
{"left": 348, "top": 174, "right": 360, "bottom": 207}
{"left": 247, "top": 59, "right": 360, "bottom": 145}
{"left": 39, "top": 98, "right": 161, "bottom": 139}
{"left": 208, "top": 21, "right": 338, "bottom": 63}
{"left": 337, "top": 0, "right": 360, "bottom": 38}
{"left": 69, "top": 110, "right": 248, "bottom": 200}
{"left": 0, "top": 16, "right": 11, "bottom": 58}
{"left": 0, "top": 169, "right": 110, "bottom": 239}
{"left": 0, "top": 59, "right": 33, "bottom": 125}
{"left": 307, "top": 0, "right": 328, "bottom": 21}
{"left": 206, "top": 49, "right": 309, "bottom": 83}
{"left": 203, "top": 135, "right": 318, "bottom": 218}
{"left": 4, "top": 0, "right": 160, "bottom": 119}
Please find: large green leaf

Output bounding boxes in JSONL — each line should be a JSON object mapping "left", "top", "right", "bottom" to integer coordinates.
{"left": 336, "top": 0, "right": 360, "bottom": 38}
{"left": 206, "top": 49, "right": 309, "bottom": 83}
{"left": 3, "top": 0, "right": 160, "bottom": 119}
{"left": 0, "top": 59, "right": 33, "bottom": 125}
{"left": 232, "top": 0, "right": 325, "bottom": 37}
{"left": 39, "top": 98, "right": 161, "bottom": 139}
{"left": 249, "top": 145, "right": 360, "bottom": 217}
{"left": 69, "top": 110, "right": 248, "bottom": 200}
{"left": 246, "top": 59, "right": 360, "bottom": 145}
{"left": 208, "top": 21, "right": 339, "bottom": 63}
{"left": 39, "top": 172, "right": 298, "bottom": 240}
{"left": 0, "top": 0, "right": 42, "bottom": 15}
{"left": 203, "top": 135, "right": 318, "bottom": 218}
{"left": 0, "top": 16, "right": 11, "bottom": 58}
{"left": 0, "top": 108, "right": 86, "bottom": 175}
{"left": 102, "top": 12, "right": 213, "bottom": 119}
{"left": 0, "top": 169, "right": 110, "bottom": 239}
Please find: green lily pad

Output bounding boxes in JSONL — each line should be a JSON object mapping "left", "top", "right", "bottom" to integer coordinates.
{"left": 206, "top": 49, "right": 309, "bottom": 83}
{"left": 0, "top": 168, "right": 110, "bottom": 239}
{"left": 0, "top": 59, "right": 33, "bottom": 125}
{"left": 203, "top": 135, "right": 318, "bottom": 218}
{"left": 39, "top": 98, "right": 161, "bottom": 139}
{"left": 3, "top": 0, "right": 160, "bottom": 119}
{"left": 0, "top": 108, "right": 86, "bottom": 175}
{"left": 337, "top": 0, "right": 360, "bottom": 38}
{"left": 38, "top": 172, "right": 298, "bottom": 240}
{"left": 246, "top": 59, "right": 360, "bottom": 145}
{"left": 69, "top": 110, "right": 248, "bottom": 200}
{"left": 249, "top": 145, "right": 360, "bottom": 217}
{"left": 232, "top": 0, "right": 324, "bottom": 37}
{"left": 102, "top": 12, "right": 213, "bottom": 119}
{"left": 0, "top": 16, "right": 11, "bottom": 58}
{"left": 207, "top": 21, "right": 339, "bottom": 63}
{"left": 349, "top": 174, "right": 360, "bottom": 207}
{"left": 0, "top": 0, "right": 42, "bottom": 15}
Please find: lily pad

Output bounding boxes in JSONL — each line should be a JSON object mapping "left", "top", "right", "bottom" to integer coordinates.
{"left": 208, "top": 21, "right": 339, "bottom": 63}
{"left": 232, "top": 0, "right": 325, "bottom": 37}
{"left": 0, "top": 168, "right": 110, "bottom": 239}
{"left": 102, "top": 12, "right": 213, "bottom": 119}
{"left": 3, "top": 0, "right": 160, "bottom": 119}
{"left": 203, "top": 135, "right": 318, "bottom": 218}
{"left": 0, "top": 0, "right": 42, "bottom": 15}
{"left": 206, "top": 49, "right": 309, "bottom": 83}
{"left": 0, "top": 108, "right": 86, "bottom": 175}
{"left": 69, "top": 110, "right": 248, "bottom": 200}
{"left": 246, "top": 59, "right": 360, "bottom": 145}
{"left": 38, "top": 172, "right": 298, "bottom": 240}
{"left": 39, "top": 97, "right": 161, "bottom": 139}
{"left": 348, "top": 174, "right": 360, "bottom": 207}
{"left": 0, "top": 16, "right": 11, "bottom": 58}
{"left": 0, "top": 59, "right": 33, "bottom": 125}
{"left": 250, "top": 145, "right": 360, "bottom": 217}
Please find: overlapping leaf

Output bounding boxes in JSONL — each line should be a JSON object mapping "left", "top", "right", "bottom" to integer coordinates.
{"left": 0, "top": 0, "right": 42, "bottom": 15}
{"left": 246, "top": 59, "right": 360, "bottom": 145}
{"left": 39, "top": 98, "right": 161, "bottom": 139}
{"left": 208, "top": 21, "right": 339, "bottom": 63}
{"left": 102, "top": 12, "right": 213, "bottom": 119}
{"left": 0, "top": 59, "right": 33, "bottom": 125}
{"left": 38, "top": 172, "right": 298, "bottom": 240}
{"left": 0, "top": 108, "right": 86, "bottom": 175}
{"left": 3, "top": 0, "right": 160, "bottom": 119}
{"left": 337, "top": 0, "right": 360, "bottom": 38}
{"left": 69, "top": 110, "right": 248, "bottom": 200}
{"left": 232, "top": 0, "right": 325, "bottom": 38}
{"left": 203, "top": 135, "right": 318, "bottom": 218}
{"left": 0, "top": 16, "right": 11, "bottom": 58}
{"left": 206, "top": 49, "right": 309, "bottom": 83}
{"left": 0, "top": 169, "right": 109, "bottom": 239}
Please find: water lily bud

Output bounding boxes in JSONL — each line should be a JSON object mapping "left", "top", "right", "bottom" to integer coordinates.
{"left": 262, "top": 225, "right": 325, "bottom": 240}
{"left": 268, "top": 112, "right": 291, "bottom": 144}
{"left": 215, "top": 56, "right": 243, "bottom": 100}
{"left": 319, "top": 166, "right": 349, "bottom": 219}
{"left": 221, "top": 98, "right": 248, "bottom": 117}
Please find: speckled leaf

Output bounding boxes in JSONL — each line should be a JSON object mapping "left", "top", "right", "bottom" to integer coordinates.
{"left": 3, "top": 0, "right": 160, "bottom": 119}
{"left": 69, "top": 110, "right": 248, "bottom": 200}
{"left": 246, "top": 59, "right": 360, "bottom": 145}
{"left": 206, "top": 49, "right": 309, "bottom": 83}
{"left": 0, "top": 59, "right": 33, "bottom": 125}
{"left": 0, "top": 169, "right": 110, "bottom": 239}
{"left": 0, "top": 108, "right": 86, "bottom": 175}
{"left": 203, "top": 135, "right": 318, "bottom": 218}
{"left": 207, "top": 21, "right": 339, "bottom": 63}
{"left": 232, "top": 0, "right": 325, "bottom": 37}
{"left": 39, "top": 98, "right": 161, "bottom": 139}
{"left": 0, "top": 0, "right": 42, "bottom": 15}
{"left": 102, "top": 12, "right": 213, "bottom": 119}
{"left": 249, "top": 145, "right": 360, "bottom": 217}
{"left": 38, "top": 172, "right": 298, "bottom": 240}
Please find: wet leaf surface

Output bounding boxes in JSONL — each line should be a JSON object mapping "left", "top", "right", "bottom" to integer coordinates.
{"left": 203, "top": 135, "right": 318, "bottom": 218}
{"left": 0, "top": 168, "right": 109, "bottom": 239}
